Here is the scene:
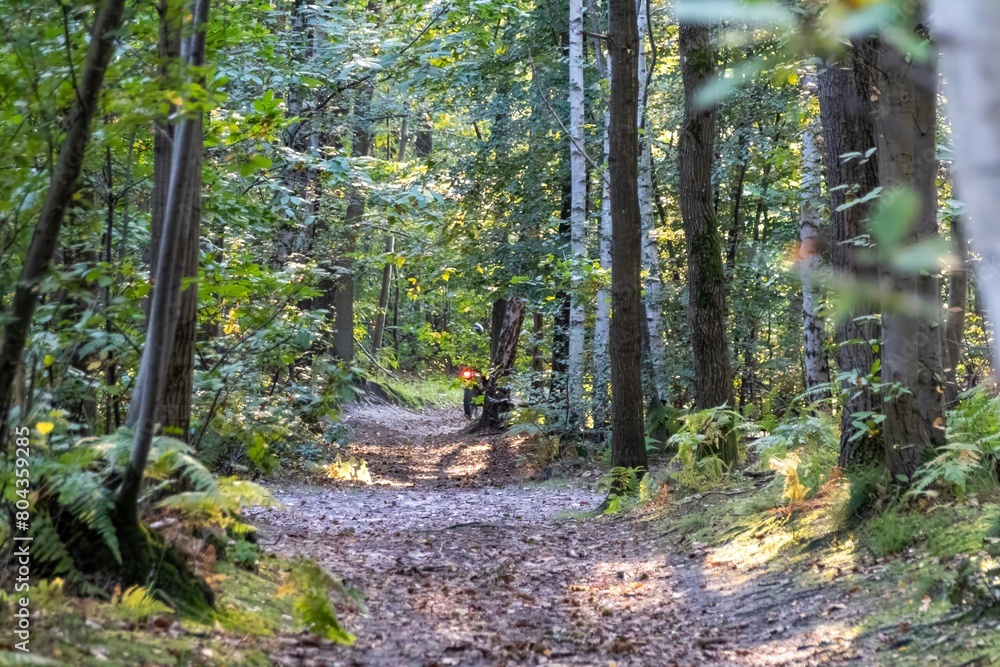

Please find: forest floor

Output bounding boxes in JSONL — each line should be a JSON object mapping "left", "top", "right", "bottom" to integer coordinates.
{"left": 244, "top": 400, "right": 1000, "bottom": 667}
{"left": 15, "top": 399, "right": 1000, "bottom": 666}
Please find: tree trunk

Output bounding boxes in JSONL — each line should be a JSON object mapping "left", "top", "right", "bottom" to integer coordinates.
{"left": 594, "top": 102, "right": 613, "bottom": 430}
{"left": 371, "top": 235, "right": 394, "bottom": 354}
{"left": 115, "top": 0, "right": 210, "bottom": 580}
{"left": 530, "top": 312, "right": 546, "bottom": 403}
{"left": 875, "top": 13, "right": 945, "bottom": 482}
{"left": 550, "top": 185, "right": 572, "bottom": 420}
{"left": 818, "top": 39, "right": 885, "bottom": 468}
{"left": 0, "top": 0, "right": 127, "bottom": 445}
{"left": 127, "top": 0, "right": 203, "bottom": 441}
{"left": 944, "top": 214, "right": 969, "bottom": 408}
{"left": 678, "top": 23, "right": 733, "bottom": 417}
{"left": 333, "top": 81, "right": 375, "bottom": 363}
{"left": 931, "top": 1, "right": 1000, "bottom": 378}
{"left": 608, "top": 0, "right": 647, "bottom": 472}
{"left": 798, "top": 73, "right": 831, "bottom": 400}
{"left": 592, "top": 22, "right": 612, "bottom": 432}
{"left": 638, "top": 0, "right": 667, "bottom": 403}
{"left": 567, "top": 0, "right": 586, "bottom": 429}
{"left": 476, "top": 299, "right": 527, "bottom": 431}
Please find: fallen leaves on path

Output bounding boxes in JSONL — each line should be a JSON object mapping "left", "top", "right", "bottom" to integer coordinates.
{"left": 247, "top": 403, "right": 867, "bottom": 666}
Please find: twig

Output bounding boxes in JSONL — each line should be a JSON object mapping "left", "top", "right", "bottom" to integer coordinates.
{"left": 354, "top": 336, "right": 399, "bottom": 379}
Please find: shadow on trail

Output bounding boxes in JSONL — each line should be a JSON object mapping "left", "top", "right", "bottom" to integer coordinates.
{"left": 248, "top": 402, "right": 869, "bottom": 666}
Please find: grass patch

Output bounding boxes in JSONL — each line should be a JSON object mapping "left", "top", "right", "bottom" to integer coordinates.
{"left": 4, "top": 554, "right": 351, "bottom": 666}
{"left": 376, "top": 375, "right": 462, "bottom": 409}
{"left": 860, "top": 507, "right": 920, "bottom": 557}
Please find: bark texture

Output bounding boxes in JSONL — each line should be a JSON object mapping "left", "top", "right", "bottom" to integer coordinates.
{"left": 875, "top": 15, "right": 945, "bottom": 481}
{"left": 798, "top": 73, "right": 830, "bottom": 399}
{"left": 678, "top": 22, "right": 733, "bottom": 413}
{"left": 116, "top": 0, "right": 210, "bottom": 580}
{"left": 638, "top": 0, "right": 667, "bottom": 402}
{"left": 567, "top": 0, "right": 586, "bottom": 427}
{"left": 817, "top": 40, "right": 885, "bottom": 468}
{"left": 608, "top": 0, "right": 647, "bottom": 471}
{"left": 476, "top": 299, "right": 527, "bottom": 431}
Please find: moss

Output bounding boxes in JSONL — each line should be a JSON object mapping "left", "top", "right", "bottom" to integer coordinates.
{"left": 23, "top": 555, "right": 307, "bottom": 666}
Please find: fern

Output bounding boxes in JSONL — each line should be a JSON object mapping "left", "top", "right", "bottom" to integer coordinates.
{"left": 158, "top": 476, "right": 275, "bottom": 536}
{"left": 6, "top": 426, "right": 236, "bottom": 582}
{"left": 279, "top": 560, "right": 356, "bottom": 645}
{"left": 30, "top": 513, "right": 76, "bottom": 577}
{"left": 112, "top": 585, "right": 173, "bottom": 623}
{"left": 909, "top": 387, "right": 1000, "bottom": 499}
{"left": 667, "top": 405, "right": 747, "bottom": 490}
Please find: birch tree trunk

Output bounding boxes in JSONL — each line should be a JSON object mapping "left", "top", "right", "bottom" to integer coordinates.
{"left": 608, "top": 0, "right": 647, "bottom": 472}
{"left": 875, "top": 13, "right": 946, "bottom": 481}
{"left": 567, "top": 0, "right": 586, "bottom": 428}
{"left": 931, "top": 1, "right": 1000, "bottom": 376}
{"left": 798, "top": 73, "right": 830, "bottom": 400}
{"left": 943, "top": 214, "right": 969, "bottom": 407}
{"left": 593, "top": 101, "right": 613, "bottom": 429}
{"left": 637, "top": 0, "right": 667, "bottom": 403}
{"left": 0, "top": 0, "right": 127, "bottom": 445}
{"left": 592, "top": 19, "right": 612, "bottom": 431}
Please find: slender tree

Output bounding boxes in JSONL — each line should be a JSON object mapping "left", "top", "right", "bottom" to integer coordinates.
{"left": 607, "top": 0, "right": 647, "bottom": 472}
{"left": 115, "top": 0, "right": 210, "bottom": 576}
{"left": 592, "top": 20, "right": 612, "bottom": 430}
{"left": 944, "top": 214, "right": 969, "bottom": 407}
{"left": 567, "top": 0, "right": 586, "bottom": 427}
{"left": 638, "top": 0, "right": 668, "bottom": 403}
{"left": 131, "top": 0, "right": 203, "bottom": 440}
{"left": 334, "top": 80, "right": 375, "bottom": 363}
{"left": 0, "top": 0, "right": 128, "bottom": 444}
{"left": 371, "top": 235, "right": 395, "bottom": 354}
{"left": 798, "top": 72, "right": 830, "bottom": 399}
{"left": 932, "top": 1, "right": 1000, "bottom": 374}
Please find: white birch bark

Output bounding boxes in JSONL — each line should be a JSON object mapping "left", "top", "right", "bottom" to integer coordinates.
{"left": 798, "top": 73, "right": 830, "bottom": 397}
{"left": 638, "top": 0, "right": 668, "bottom": 401}
{"left": 594, "top": 90, "right": 613, "bottom": 427}
{"left": 931, "top": 2, "right": 1000, "bottom": 369}
{"left": 568, "top": 0, "right": 587, "bottom": 425}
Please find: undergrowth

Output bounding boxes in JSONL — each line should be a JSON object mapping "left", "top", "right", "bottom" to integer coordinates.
{"left": 376, "top": 375, "right": 463, "bottom": 410}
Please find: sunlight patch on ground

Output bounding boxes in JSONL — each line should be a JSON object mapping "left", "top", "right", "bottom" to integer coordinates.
{"left": 444, "top": 441, "right": 492, "bottom": 477}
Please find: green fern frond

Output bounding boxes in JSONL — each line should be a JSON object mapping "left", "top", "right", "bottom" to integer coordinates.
{"left": 51, "top": 470, "right": 120, "bottom": 563}
{"left": 30, "top": 512, "right": 77, "bottom": 578}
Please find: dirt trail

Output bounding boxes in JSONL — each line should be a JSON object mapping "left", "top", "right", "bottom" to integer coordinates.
{"left": 248, "top": 402, "right": 864, "bottom": 667}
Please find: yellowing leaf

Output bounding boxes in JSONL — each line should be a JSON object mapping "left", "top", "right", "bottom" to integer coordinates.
{"left": 36, "top": 422, "right": 55, "bottom": 435}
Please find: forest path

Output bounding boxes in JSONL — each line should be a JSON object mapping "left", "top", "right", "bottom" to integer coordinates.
{"left": 247, "top": 402, "right": 863, "bottom": 667}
